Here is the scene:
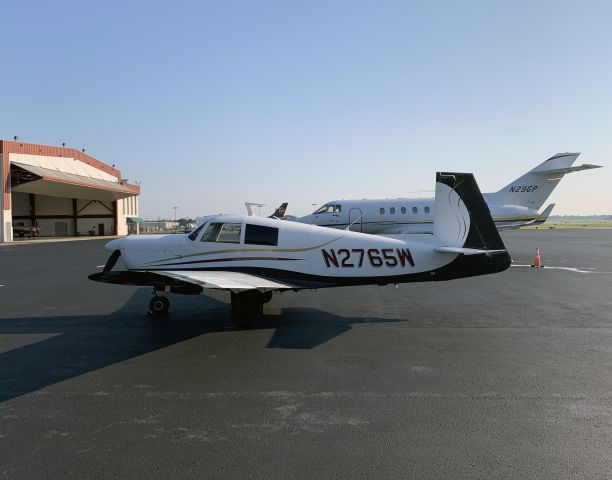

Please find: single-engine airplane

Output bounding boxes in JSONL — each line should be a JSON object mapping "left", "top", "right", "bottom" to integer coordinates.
{"left": 297, "top": 153, "right": 601, "bottom": 233}
{"left": 90, "top": 172, "right": 511, "bottom": 329}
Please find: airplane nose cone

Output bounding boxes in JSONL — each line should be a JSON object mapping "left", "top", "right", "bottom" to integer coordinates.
{"left": 105, "top": 238, "right": 122, "bottom": 252}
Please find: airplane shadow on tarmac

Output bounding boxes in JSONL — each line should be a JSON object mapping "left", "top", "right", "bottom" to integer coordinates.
{"left": 0, "top": 289, "right": 401, "bottom": 402}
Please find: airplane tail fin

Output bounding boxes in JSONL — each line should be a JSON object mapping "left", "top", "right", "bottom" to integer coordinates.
{"left": 269, "top": 202, "right": 288, "bottom": 219}
{"left": 485, "top": 153, "right": 601, "bottom": 210}
{"left": 433, "top": 172, "right": 511, "bottom": 279}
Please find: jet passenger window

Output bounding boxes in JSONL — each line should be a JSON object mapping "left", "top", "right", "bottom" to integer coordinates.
{"left": 245, "top": 224, "right": 279, "bottom": 246}
{"left": 401, "top": 207, "right": 406, "bottom": 214}
{"left": 412, "top": 207, "right": 418, "bottom": 214}
{"left": 201, "top": 222, "right": 242, "bottom": 243}
{"left": 380, "top": 208, "right": 385, "bottom": 214}
{"left": 424, "top": 206, "right": 430, "bottom": 213}
{"left": 390, "top": 207, "right": 395, "bottom": 214}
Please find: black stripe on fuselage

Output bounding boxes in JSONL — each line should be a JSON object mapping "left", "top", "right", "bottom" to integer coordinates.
{"left": 150, "top": 256, "right": 303, "bottom": 267}
{"left": 130, "top": 251, "right": 510, "bottom": 290}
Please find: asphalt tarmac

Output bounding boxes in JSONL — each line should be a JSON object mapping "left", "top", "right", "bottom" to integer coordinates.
{"left": 1, "top": 229, "right": 611, "bottom": 479}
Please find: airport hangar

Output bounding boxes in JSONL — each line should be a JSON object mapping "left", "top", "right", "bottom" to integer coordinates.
{"left": 0, "top": 139, "right": 141, "bottom": 242}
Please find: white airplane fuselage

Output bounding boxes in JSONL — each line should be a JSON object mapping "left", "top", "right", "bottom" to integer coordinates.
{"left": 296, "top": 197, "right": 535, "bottom": 234}
{"left": 297, "top": 152, "right": 601, "bottom": 234}
{"left": 109, "top": 216, "right": 456, "bottom": 283}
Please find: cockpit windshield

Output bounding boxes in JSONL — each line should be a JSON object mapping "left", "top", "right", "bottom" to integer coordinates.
{"left": 313, "top": 205, "right": 341, "bottom": 214}
{"left": 187, "top": 223, "right": 206, "bottom": 241}
{"left": 200, "top": 222, "right": 242, "bottom": 243}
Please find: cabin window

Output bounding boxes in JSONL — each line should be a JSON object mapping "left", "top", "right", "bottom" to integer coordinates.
{"left": 401, "top": 207, "right": 406, "bottom": 214}
{"left": 201, "top": 222, "right": 242, "bottom": 243}
{"left": 334, "top": 205, "right": 342, "bottom": 213}
{"left": 314, "top": 205, "right": 329, "bottom": 214}
{"left": 245, "top": 224, "right": 279, "bottom": 246}
{"left": 380, "top": 208, "right": 385, "bottom": 215}
{"left": 412, "top": 207, "right": 418, "bottom": 214}
{"left": 390, "top": 207, "right": 395, "bottom": 214}
{"left": 424, "top": 206, "right": 430, "bottom": 213}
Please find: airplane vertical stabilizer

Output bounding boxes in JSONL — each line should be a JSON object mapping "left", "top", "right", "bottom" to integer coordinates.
{"left": 434, "top": 172, "right": 505, "bottom": 251}
{"left": 484, "top": 153, "right": 601, "bottom": 210}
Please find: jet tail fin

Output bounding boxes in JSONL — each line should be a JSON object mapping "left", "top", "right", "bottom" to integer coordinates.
{"left": 485, "top": 153, "right": 601, "bottom": 210}
{"left": 269, "top": 202, "right": 288, "bottom": 219}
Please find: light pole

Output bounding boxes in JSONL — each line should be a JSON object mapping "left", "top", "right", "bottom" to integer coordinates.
{"left": 312, "top": 203, "right": 317, "bottom": 212}
{"left": 173, "top": 206, "right": 178, "bottom": 232}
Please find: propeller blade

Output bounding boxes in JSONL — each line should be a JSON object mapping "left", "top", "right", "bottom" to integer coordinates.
{"left": 103, "top": 249, "right": 121, "bottom": 273}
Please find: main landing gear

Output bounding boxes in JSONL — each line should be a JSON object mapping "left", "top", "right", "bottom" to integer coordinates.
{"left": 230, "top": 291, "right": 270, "bottom": 329}
{"left": 149, "top": 294, "right": 170, "bottom": 317}
{"left": 146, "top": 288, "right": 273, "bottom": 328}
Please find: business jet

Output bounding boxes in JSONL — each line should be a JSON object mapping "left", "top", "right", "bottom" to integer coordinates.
{"left": 90, "top": 172, "right": 511, "bottom": 329}
{"left": 297, "top": 153, "right": 601, "bottom": 234}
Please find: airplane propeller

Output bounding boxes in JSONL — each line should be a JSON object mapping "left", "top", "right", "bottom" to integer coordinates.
{"left": 103, "top": 249, "right": 121, "bottom": 273}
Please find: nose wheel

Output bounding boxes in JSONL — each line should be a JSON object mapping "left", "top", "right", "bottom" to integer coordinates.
{"left": 149, "top": 295, "right": 170, "bottom": 317}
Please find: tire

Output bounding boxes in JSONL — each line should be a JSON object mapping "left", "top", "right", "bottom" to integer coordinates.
{"left": 261, "top": 291, "right": 273, "bottom": 304}
{"left": 149, "top": 296, "right": 170, "bottom": 316}
{"left": 230, "top": 292, "right": 264, "bottom": 329}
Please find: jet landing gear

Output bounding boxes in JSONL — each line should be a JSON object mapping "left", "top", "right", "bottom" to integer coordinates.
{"left": 230, "top": 291, "right": 267, "bottom": 329}
{"left": 149, "top": 292, "right": 170, "bottom": 317}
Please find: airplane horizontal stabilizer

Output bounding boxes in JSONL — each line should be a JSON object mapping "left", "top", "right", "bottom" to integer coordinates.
{"left": 531, "top": 164, "right": 602, "bottom": 176}
{"left": 434, "top": 246, "right": 507, "bottom": 256}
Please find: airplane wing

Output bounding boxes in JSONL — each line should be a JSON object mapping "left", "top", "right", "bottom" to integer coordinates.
{"left": 157, "top": 270, "right": 294, "bottom": 293}
{"left": 529, "top": 203, "right": 555, "bottom": 226}
{"left": 89, "top": 267, "right": 296, "bottom": 294}
{"left": 498, "top": 203, "right": 556, "bottom": 230}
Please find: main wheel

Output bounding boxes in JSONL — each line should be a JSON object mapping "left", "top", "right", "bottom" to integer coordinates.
{"left": 230, "top": 292, "right": 264, "bottom": 329}
{"left": 261, "top": 291, "right": 273, "bottom": 304}
{"left": 149, "top": 296, "right": 170, "bottom": 316}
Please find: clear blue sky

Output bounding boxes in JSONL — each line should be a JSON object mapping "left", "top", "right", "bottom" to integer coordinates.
{"left": 2, "top": 0, "right": 610, "bottom": 218}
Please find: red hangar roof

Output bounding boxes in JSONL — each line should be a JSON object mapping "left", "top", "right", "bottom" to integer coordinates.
{"left": 1, "top": 140, "right": 140, "bottom": 205}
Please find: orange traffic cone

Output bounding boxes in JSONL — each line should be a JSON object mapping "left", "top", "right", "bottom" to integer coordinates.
{"left": 531, "top": 247, "right": 543, "bottom": 268}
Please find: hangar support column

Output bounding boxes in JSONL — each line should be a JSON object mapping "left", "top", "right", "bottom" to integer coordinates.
{"left": 72, "top": 198, "right": 78, "bottom": 235}
{"left": 0, "top": 150, "right": 13, "bottom": 242}
{"left": 29, "top": 194, "right": 36, "bottom": 227}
